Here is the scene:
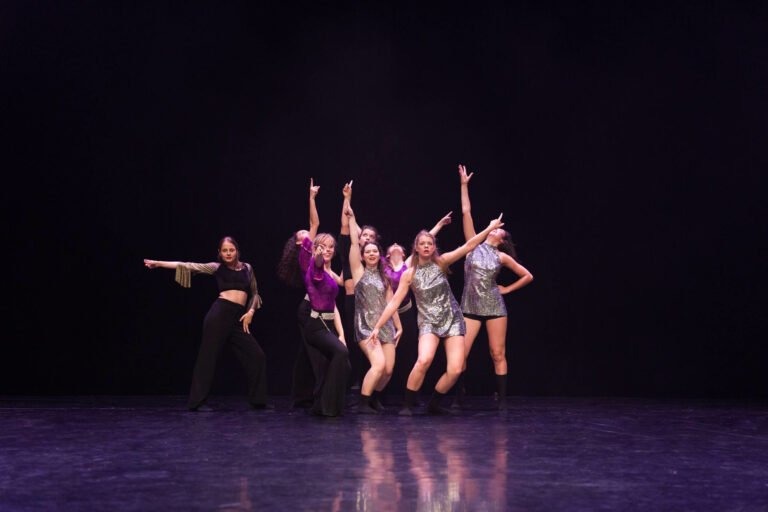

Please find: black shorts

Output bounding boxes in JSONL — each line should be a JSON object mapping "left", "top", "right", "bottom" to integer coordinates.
{"left": 463, "top": 313, "right": 505, "bottom": 322}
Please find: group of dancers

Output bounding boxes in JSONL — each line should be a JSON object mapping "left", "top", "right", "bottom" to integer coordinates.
{"left": 144, "top": 165, "right": 533, "bottom": 416}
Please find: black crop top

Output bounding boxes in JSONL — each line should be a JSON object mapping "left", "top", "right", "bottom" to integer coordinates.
{"left": 174, "top": 261, "right": 262, "bottom": 311}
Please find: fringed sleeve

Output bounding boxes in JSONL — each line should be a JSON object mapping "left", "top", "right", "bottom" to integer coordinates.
{"left": 174, "top": 262, "right": 219, "bottom": 288}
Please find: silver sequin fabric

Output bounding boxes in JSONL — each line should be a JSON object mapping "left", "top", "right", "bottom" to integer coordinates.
{"left": 411, "top": 261, "right": 466, "bottom": 337}
{"left": 461, "top": 243, "right": 507, "bottom": 317}
{"left": 354, "top": 268, "right": 396, "bottom": 343}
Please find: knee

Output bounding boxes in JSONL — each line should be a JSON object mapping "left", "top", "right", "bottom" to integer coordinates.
{"left": 489, "top": 349, "right": 506, "bottom": 364}
{"left": 413, "top": 357, "right": 433, "bottom": 373}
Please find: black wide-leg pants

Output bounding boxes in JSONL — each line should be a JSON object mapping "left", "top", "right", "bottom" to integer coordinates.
{"left": 303, "top": 315, "right": 350, "bottom": 416}
{"left": 187, "top": 298, "right": 267, "bottom": 409}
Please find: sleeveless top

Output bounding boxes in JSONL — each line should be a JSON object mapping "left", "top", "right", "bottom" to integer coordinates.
{"left": 461, "top": 243, "right": 507, "bottom": 317}
{"left": 385, "top": 262, "right": 413, "bottom": 313}
{"left": 354, "top": 268, "right": 396, "bottom": 344}
{"left": 411, "top": 261, "right": 465, "bottom": 337}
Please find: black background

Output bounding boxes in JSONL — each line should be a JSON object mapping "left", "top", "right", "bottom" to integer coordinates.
{"left": 3, "top": 1, "right": 766, "bottom": 399}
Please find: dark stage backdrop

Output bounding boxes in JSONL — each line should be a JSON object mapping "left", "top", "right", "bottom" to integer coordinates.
{"left": 3, "top": 1, "right": 766, "bottom": 399}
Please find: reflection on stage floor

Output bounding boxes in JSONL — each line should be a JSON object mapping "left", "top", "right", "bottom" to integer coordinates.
{"left": 1, "top": 395, "right": 766, "bottom": 511}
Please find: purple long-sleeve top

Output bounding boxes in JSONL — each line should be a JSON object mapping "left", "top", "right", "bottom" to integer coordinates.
{"left": 302, "top": 237, "right": 338, "bottom": 312}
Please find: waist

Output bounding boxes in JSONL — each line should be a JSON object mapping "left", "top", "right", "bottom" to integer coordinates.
{"left": 397, "top": 299, "right": 413, "bottom": 314}
{"left": 310, "top": 310, "right": 336, "bottom": 320}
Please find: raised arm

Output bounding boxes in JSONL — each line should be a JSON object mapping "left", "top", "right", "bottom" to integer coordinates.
{"left": 459, "top": 164, "right": 476, "bottom": 241}
{"left": 340, "top": 180, "right": 353, "bottom": 236}
{"left": 428, "top": 211, "right": 453, "bottom": 237}
{"left": 439, "top": 214, "right": 504, "bottom": 268}
{"left": 347, "top": 204, "right": 364, "bottom": 283}
{"left": 308, "top": 178, "right": 320, "bottom": 241}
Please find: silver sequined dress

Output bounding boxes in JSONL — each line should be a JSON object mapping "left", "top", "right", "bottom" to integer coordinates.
{"left": 354, "top": 268, "right": 396, "bottom": 344}
{"left": 461, "top": 242, "right": 507, "bottom": 317}
{"left": 411, "top": 261, "right": 465, "bottom": 337}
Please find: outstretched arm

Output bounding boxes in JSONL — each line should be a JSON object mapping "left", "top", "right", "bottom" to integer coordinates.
{"left": 308, "top": 178, "right": 320, "bottom": 241}
{"left": 440, "top": 214, "right": 504, "bottom": 268}
{"left": 498, "top": 254, "right": 534, "bottom": 295}
{"left": 144, "top": 259, "right": 180, "bottom": 269}
{"left": 459, "top": 164, "right": 476, "bottom": 241}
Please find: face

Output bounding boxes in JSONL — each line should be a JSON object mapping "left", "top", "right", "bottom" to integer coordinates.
{"left": 363, "top": 243, "right": 380, "bottom": 267}
{"left": 415, "top": 235, "right": 434, "bottom": 259}
{"left": 359, "top": 228, "right": 377, "bottom": 247}
{"left": 387, "top": 244, "right": 404, "bottom": 261}
{"left": 219, "top": 241, "right": 238, "bottom": 264}
{"left": 315, "top": 236, "right": 336, "bottom": 263}
{"left": 488, "top": 228, "right": 505, "bottom": 243}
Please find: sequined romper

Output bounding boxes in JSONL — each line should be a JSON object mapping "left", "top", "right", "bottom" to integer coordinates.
{"left": 354, "top": 268, "right": 396, "bottom": 344}
{"left": 411, "top": 261, "right": 466, "bottom": 337}
{"left": 461, "top": 243, "right": 507, "bottom": 317}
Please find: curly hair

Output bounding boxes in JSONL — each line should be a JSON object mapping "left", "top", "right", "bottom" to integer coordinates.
{"left": 276, "top": 234, "right": 304, "bottom": 288}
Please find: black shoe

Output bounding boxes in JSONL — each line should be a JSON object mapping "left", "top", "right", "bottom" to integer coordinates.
{"left": 371, "top": 396, "right": 385, "bottom": 413}
{"left": 356, "top": 403, "right": 380, "bottom": 415}
{"left": 189, "top": 404, "right": 214, "bottom": 412}
{"left": 427, "top": 403, "right": 455, "bottom": 416}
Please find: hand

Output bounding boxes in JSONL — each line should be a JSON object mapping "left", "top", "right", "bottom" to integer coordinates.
{"left": 487, "top": 213, "right": 504, "bottom": 231}
{"left": 309, "top": 177, "right": 320, "bottom": 199}
{"left": 369, "top": 328, "right": 379, "bottom": 345}
{"left": 393, "top": 327, "right": 403, "bottom": 347}
{"left": 342, "top": 180, "right": 353, "bottom": 200}
{"left": 143, "top": 259, "right": 157, "bottom": 269}
{"left": 240, "top": 310, "right": 254, "bottom": 334}
{"left": 458, "top": 164, "right": 473, "bottom": 185}
{"left": 439, "top": 211, "right": 453, "bottom": 227}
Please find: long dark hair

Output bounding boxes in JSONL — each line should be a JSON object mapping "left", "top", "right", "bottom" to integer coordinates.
{"left": 496, "top": 229, "right": 518, "bottom": 259}
{"left": 360, "top": 241, "right": 391, "bottom": 290}
{"left": 277, "top": 233, "right": 303, "bottom": 288}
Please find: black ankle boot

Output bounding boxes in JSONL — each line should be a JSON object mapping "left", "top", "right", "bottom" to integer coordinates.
{"left": 427, "top": 390, "right": 452, "bottom": 415}
{"left": 357, "top": 394, "right": 380, "bottom": 414}
{"left": 370, "top": 391, "right": 385, "bottom": 412}
{"left": 496, "top": 374, "right": 508, "bottom": 411}
{"left": 399, "top": 388, "right": 418, "bottom": 416}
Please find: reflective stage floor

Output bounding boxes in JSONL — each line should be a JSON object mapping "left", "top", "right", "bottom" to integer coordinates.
{"left": 1, "top": 395, "right": 766, "bottom": 511}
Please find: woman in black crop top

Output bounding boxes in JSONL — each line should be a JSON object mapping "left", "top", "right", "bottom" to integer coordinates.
{"left": 144, "top": 236, "right": 269, "bottom": 412}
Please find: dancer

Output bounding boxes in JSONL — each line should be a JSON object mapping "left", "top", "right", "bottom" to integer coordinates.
{"left": 368, "top": 215, "right": 505, "bottom": 415}
{"left": 302, "top": 230, "right": 351, "bottom": 416}
{"left": 455, "top": 164, "right": 533, "bottom": 410}
{"left": 276, "top": 178, "right": 326, "bottom": 409}
{"left": 384, "top": 212, "right": 453, "bottom": 400}
{"left": 338, "top": 180, "right": 380, "bottom": 394}
{"left": 144, "top": 237, "right": 268, "bottom": 412}
{"left": 345, "top": 202, "right": 402, "bottom": 414}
